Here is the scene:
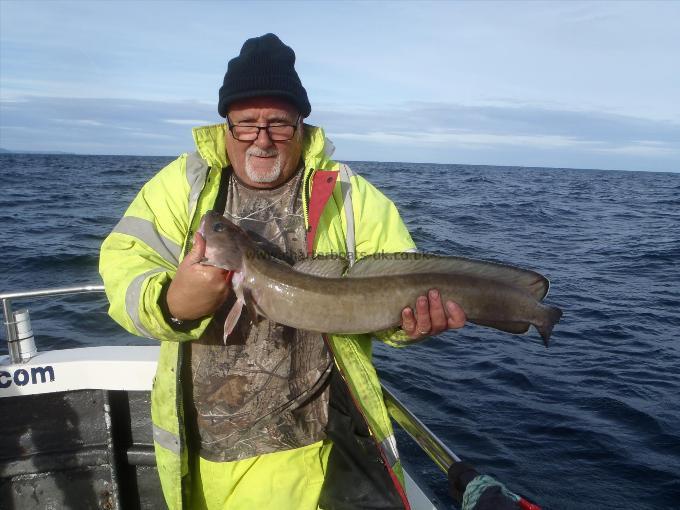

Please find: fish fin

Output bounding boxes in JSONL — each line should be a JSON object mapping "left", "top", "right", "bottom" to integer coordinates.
{"left": 293, "top": 256, "right": 348, "bottom": 278}
{"left": 243, "top": 288, "right": 262, "bottom": 324}
{"left": 199, "top": 258, "right": 233, "bottom": 271}
{"left": 347, "top": 253, "right": 550, "bottom": 300}
{"left": 223, "top": 299, "right": 243, "bottom": 344}
{"left": 471, "top": 319, "right": 531, "bottom": 335}
{"left": 535, "top": 305, "right": 563, "bottom": 347}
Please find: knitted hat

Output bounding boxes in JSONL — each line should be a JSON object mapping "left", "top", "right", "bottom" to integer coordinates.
{"left": 218, "top": 33, "right": 311, "bottom": 118}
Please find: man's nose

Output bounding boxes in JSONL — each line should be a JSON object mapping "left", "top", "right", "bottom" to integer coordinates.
{"left": 253, "top": 126, "right": 274, "bottom": 148}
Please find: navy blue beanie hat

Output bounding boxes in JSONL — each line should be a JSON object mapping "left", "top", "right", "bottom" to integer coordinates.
{"left": 218, "top": 33, "right": 311, "bottom": 118}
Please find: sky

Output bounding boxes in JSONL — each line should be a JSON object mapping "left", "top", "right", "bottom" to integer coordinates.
{"left": 1, "top": 0, "right": 679, "bottom": 172}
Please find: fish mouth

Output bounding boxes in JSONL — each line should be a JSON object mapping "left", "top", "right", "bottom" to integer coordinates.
{"left": 198, "top": 210, "right": 221, "bottom": 237}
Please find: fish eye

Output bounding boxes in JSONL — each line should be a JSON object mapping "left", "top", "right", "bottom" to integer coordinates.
{"left": 213, "top": 223, "right": 228, "bottom": 232}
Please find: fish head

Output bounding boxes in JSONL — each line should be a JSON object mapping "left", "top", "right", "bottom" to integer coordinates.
{"left": 198, "top": 211, "right": 254, "bottom": 271}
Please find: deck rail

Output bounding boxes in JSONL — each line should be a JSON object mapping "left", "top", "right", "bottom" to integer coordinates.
{"left": 1, "top": 285, "right": 105, "bottom": 363}
{"left": 2, "top": 284, "right": 460, "bottom": 474}
{"left": 383, "top": 384, "right": 461, "bottom": 473}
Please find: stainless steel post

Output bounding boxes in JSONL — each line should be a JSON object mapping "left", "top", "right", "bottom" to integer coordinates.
{"left": 2, "top": 297, "right": 21, "bottom": 364}
{"left": 13, "top": 309, "right": 37, "bottom": 362}
{"left": 382, "top": 384, "right": 461, "bottom": 473}
{"left": 1, "top": 285, "right": 106, "bottom": 364}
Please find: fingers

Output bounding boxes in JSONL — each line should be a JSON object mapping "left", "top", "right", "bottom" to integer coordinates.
{"left": 415, "top": 295, "right": 431, "bottom": 334}
{"left": 401, "top": 290, "right": 467, "bottom": 339}
{"left": 401, "top": 307, "right": 417, "bottom": 337}
{"left": 401, "top": 295, "right": 431, "bottom": 339}
{"left": 446, "top": 301, "right": 466, "bottom": 329}
{"left": 185, "top": 232, "right": 206, "bottom": 264}
{"left": 166, "top": 232, "right": 231, "bottom": 320}
{"left": 428, "top": 290, "right": 448, "bottom": 334}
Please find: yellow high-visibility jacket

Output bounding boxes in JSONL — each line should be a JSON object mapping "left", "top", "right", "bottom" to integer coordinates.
{"left": 100, "top": 123, "right": 418, "bottom": 509}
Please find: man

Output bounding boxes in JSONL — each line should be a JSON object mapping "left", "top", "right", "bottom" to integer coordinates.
{"left": 100, "top": 33, "right": 465, "bottom": 510}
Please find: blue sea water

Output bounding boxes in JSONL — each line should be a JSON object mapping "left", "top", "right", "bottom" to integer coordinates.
{"left": 1, "top": 153, "right": 679, "bottom": 509}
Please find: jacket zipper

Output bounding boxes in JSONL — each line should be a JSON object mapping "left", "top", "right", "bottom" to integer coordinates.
{"left": 302, "top": 167, "right": 314, "bottom": 232}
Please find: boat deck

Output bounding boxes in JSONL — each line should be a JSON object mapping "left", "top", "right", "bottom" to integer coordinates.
{"left": 0, "top": 346, "right": 437, "bottom": 509}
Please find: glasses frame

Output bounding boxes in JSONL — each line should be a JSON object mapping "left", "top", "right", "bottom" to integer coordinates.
{"left": 226, "top": 114, "right": 302, "bottom": 142}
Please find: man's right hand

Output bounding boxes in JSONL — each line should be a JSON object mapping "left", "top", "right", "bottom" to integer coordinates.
{"left": 166, "top": 232, "right": 232, "bottom": 321}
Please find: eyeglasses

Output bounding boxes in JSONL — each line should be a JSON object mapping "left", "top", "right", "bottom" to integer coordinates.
{"left": 226, "top": 115, "right": 301, "bottom": 142}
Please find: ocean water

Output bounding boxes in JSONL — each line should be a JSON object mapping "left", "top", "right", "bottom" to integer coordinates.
{"left": 1, "top": 153, "right": 679, "bottom": 509}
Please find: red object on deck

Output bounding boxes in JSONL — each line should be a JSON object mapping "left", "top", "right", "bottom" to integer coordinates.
{"left": 518, "top": 497, "right": 542, "bottom": 510}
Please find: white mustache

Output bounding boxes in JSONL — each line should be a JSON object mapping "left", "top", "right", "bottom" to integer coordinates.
{"left": 244, "top": 145, "right": 282, "bottom": 183}
{"left": 246, "top": 147, "right": 278, "bottom": 157}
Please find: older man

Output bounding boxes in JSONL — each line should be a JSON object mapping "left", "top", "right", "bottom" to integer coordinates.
{"left": 100, "top": 33, "right": 465, "bottom": 510}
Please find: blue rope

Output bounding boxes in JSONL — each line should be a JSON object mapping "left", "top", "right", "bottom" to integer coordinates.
{"left": 461, "top": 474, "right": 520, "bottom": 510}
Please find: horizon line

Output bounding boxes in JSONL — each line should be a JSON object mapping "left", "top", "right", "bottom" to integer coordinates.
{"left": 0, "top": 148, "right": 677, "bottom": 175}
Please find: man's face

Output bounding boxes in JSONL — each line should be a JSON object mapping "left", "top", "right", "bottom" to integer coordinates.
{"left": 225, "top": 97, "right": 303, "bottom": 189}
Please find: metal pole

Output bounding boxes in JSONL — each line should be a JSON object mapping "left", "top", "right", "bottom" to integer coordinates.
{"left": 382, "top": 384, "right": 461, "bottom": 473}
{"left": 2, "top": 297, "right": 21, "bottom": 364}
{"left": 0, "top": 285, "right": 105, "bottom": 301}
{"left": 1, "top": 285, "right": 106, "bottom": 364}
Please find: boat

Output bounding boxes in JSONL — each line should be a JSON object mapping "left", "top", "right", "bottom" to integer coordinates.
{"left": 1, "top": 284, "right": 539, "bottom": 509}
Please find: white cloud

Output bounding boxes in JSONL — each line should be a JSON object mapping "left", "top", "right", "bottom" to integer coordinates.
{"left": 134, "top": 132, "right": 175, "bottom": 140}
{"left": 592, "top": 143, "right": 678, "bottom": 157}
{"left": 164, "top": 119, "right": 213, "bottom": 126}
{"left": 2, "top": 95, "right": 679, "bottom": 170}
{"left": 330, "top": 130, "right": 600, "bottom": 150}
{"left": 51, "top": 118, "right": 104, "bottom": 127}
{"left": 330, "top": 128, "right": 679, "bottom": 160}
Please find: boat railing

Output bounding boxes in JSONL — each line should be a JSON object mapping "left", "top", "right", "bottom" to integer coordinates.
{"left": 383, "top": 384, "right": 461, "bottom": 472}
{"left": 1, "top": 284, "right": 459, "bottom": 473}
{"left": 1, "top": 285, "right": 106, "bottom": 364}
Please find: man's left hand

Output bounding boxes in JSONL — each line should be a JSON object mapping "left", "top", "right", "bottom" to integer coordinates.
{"left": 401, "top": 289, "right": 466, "bottom": 339}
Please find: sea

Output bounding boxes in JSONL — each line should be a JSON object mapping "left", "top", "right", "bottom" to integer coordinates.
{"left": 1, "top": 153, "right": 679, "bottom": 509}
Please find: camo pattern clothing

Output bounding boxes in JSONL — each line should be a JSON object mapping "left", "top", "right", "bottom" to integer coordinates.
{"left": 187, "top": 167, "right": 333, "bottom": 462}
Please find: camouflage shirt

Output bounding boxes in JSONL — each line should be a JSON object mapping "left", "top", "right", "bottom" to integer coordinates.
{"left": 188, "top": 167, "right": 332, "bottom": 462}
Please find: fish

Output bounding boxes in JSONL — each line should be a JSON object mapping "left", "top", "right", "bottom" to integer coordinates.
{"left": 198, "top": 211, "right": 563, "bottom": 346}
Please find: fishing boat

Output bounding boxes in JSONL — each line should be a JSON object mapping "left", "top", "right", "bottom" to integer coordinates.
{"left": 1, "top": 284, "right": 538, "bottom": 509}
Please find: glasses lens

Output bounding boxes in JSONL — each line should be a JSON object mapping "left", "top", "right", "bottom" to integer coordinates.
{"left": 232, "top": 126, "right": 259, "bottom": 141}
{"left": 268, "top": 126, "right": 295, "bottom": 141}
{"left": 230, "top": 124, "right": 296, "bottom": 141}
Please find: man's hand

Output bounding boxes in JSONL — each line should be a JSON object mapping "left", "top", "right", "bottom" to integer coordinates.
{"left": 166, "top": 233, "right": 232, "bottom": 321}
{"left": 401, "top": 289, "right": 466, "bottom": 340}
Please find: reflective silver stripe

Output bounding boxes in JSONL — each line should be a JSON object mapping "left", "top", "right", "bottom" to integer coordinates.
{"left": 186, "top": 152, "right": 210, "bottom": 219}
{"left": 125, "top": 268, "right": 165, "bottom": 338}
{"left": 381, "top": 434, "right": 400, "bottom": 468}
{"left": 338, "top": 163, "right": 356, "bottom": 266}
{"left": 113, "top": 216, "right": 181, "bottom": 266}
{"left": 323, "top": 136, "right": 336, "bottom": 158}
{"left": 153, "top": 424, "right": 181, "bottom": 455}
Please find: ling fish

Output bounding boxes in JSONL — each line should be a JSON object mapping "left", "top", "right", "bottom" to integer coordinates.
{"left": 198, "top": 211, "right": 563, "bottom": 346}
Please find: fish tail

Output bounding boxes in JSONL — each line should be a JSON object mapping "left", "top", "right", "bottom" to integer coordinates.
{"left": 536, "top": 305, "right": 563, "bottom": 347}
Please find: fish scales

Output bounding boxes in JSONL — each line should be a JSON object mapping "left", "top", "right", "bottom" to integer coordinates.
{"left": 198, "top": 211, "right": 563, "bottom": 346}
{"left": 246, "top": 258, "right": 544, "bottom": 334}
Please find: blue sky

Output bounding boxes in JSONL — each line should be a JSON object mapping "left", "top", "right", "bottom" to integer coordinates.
{"left": 1, "top": 0, "right": 678, "bottom": 172}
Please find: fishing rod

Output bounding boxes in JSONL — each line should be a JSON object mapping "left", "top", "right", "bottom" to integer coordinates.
{"left": 382, "top": 384, "right": 541, "bottom": 510}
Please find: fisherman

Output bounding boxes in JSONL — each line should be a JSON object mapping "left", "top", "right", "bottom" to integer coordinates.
{"left": 100, "top": 33, "right": 466, "bottom": 510}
